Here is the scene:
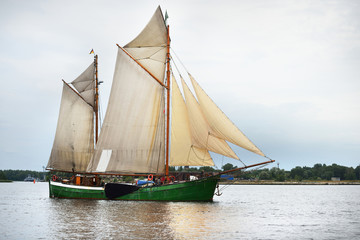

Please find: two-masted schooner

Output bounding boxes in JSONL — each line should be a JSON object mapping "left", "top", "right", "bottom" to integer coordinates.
{"left": 46, "top": 6, "right": 274, "bottom": 201}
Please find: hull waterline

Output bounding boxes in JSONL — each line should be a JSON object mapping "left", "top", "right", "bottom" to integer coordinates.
{"left": 49, "top": 175, "right": 220, "bottom": 202}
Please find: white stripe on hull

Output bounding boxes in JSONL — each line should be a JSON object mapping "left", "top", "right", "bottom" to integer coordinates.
{"left": 50, "top": 181, "right": 104, "bottom": 191}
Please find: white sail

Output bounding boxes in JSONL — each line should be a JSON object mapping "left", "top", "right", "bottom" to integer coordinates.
{"left": 47, "top": 83, "right": 94, "bottom": 172}
{"left": 71, "top": 63, "right": 95, "bottom": 107}
{"left": 180, "top": 77, "right": 239, "bottom": 159}
{"left": 124, "top": 6, "right": 167, "bottom": 83}
{"left": 87, "top": 47, "right": 165, "bottom": 174}
{"left": 48, "top": 6, "right": 272, "bottom": 183}
{"left": 189, "top": 74, "right": 265, "bottom": 157}
{"left": 170, "top": 76, "right": 214, "bottom": 166}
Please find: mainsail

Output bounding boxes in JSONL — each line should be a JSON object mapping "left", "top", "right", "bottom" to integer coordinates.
{"left": 86, "top": 48, "right": 166, "bottom": 174}
{"left": 47, "top": 82, "right": 94, "bottom": 172}
{"left": 87, "top": 7, "right": 168, "bottom": 174}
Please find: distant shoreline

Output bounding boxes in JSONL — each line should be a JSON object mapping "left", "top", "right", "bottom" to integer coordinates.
{"left": 0, "top": 180, "right": 13, "bottom": 183}
{"left": 220, "top": 180, "right": 360, "bottom": 185}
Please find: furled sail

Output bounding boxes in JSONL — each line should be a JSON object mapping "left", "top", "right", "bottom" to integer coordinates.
{"left": 47, "top": 82, "right": 94, "bottom": 172}
{"left": 124, "top": 6, "right": 167, "bottom": 83}
{"left": 180, "top": 77, "right": 239, "bottom": 160}
{"left": 71, "top": 63, "right": 95, "bottom": 107}
{"left": 170, "top": 76, "right": 214, "bottom": 166}
{"left": 189, "top": 74, "right": 265, "bottom": 157}
{"left": 87, "top": 47, "right": 166, "bottom": 174}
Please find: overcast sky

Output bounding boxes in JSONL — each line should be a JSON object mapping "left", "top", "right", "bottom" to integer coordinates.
{"left": 0, "top": 0, "right": 359, "bottom": 171}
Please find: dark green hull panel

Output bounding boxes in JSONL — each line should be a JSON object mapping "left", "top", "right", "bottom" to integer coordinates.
{"left": 49, "top": 176, "right": 220, "bottom": 202}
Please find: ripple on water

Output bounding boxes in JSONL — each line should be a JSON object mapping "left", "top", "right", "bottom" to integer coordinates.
{"left": 0, "top": 183, "right": 360, "bottom": 239}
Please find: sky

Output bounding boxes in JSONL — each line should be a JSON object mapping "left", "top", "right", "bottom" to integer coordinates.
{"left": 0, "top": 0, "right": 359, "bottom": 171}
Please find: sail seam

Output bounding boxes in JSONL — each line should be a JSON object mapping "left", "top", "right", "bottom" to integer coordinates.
{"left": 117, "top": 44, "right": 168, "bottom": 89}
{"left": 62, "top": 80, "right": 94, "bottom": 108}
{"left": 125, "top": 45, "right": 166, "bottom": 48}
{"left": 129, "top": 46, "right": 166, "bottom": 63}
{"left": 136, "top": 58, "right": 165, "bottom": 64}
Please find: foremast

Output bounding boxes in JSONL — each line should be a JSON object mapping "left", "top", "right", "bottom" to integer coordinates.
{"left": 47, "top": 54, "right": 99, "bottom": 174}
{"left": 94, "top": 54, "right": 99, "bottom": 143}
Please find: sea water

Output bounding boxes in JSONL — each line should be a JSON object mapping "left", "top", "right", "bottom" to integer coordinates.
{"left": 0, "top": 182, "right": 359, "bottom": 239}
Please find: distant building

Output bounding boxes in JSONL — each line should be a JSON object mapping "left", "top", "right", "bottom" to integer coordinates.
{"left": 331, "top": 177, "right": 340, "bottom": 181}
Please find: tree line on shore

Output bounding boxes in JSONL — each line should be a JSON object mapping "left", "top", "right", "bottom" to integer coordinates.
{"left": 0, "top": 170, "right": 47, "bottom": 181}
{"left": 1, "top": 163, "right": 359, "bottom": 181}
{"left": 173, "top": 163, "right": 360, "bottom": 181}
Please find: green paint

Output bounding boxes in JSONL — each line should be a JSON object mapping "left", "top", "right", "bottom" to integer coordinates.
{"left": 49, "top": 176, "right": 219, "bottom": 202}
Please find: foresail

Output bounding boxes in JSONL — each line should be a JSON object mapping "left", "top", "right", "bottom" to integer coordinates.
{"left": 124, "top": 6, "right": 167, "bottom": 83}
{"left": 71, "top": 62, "right": 95, "bottom": 107}
{"left": 181, "top": 77, "right": 239, "bottom": 160}
{"left": 170, "top": 76, "right": 214, "bottom": 166}
{"left": 189, "top": 74, "right": 265, "bottom": 157}
{"left": 87, "top": 48, "right": 165, "bottom": 174}
{"left": 47, "top": 83, "right": 94, "bottom": 172}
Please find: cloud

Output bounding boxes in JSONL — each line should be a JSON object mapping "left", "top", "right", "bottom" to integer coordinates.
{"left": 0, "top": 0, "right": 359, "bottom": 170}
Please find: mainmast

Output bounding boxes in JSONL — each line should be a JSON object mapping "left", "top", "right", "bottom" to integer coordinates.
{"left": 165, "top": 25, "right": 170, "bottom": 176}
{"left": 94, "top": 55, "right": 99, "bottom": 143}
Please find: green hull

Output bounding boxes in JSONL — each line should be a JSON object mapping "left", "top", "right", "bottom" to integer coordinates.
{"left": 49, "top": 176, "right": 220, "bottom": 202}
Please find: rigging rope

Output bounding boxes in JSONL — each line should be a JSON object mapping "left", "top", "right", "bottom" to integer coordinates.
{"left": 170, "top": 47, "right": 190, "bottom": 74}
{"left": 217, "top": 162, "right": 271, "bottom": 193}
{"left": 189, "top": 146, "right": 212, "bottom": 162}
{"left": 128, "top": 46, "right": 166, "bottom": 62}
{"left": 135, "top": 57, "right": 165, "bottom": 63}
{"left": 203, "top": 132, "right": 211, "bottom": 165}
{"left": 170, "top": 55, "right": 183, "bottom": 78}
{"left": 238, "top": 157, "right": 247, "bottom": 168}
{"left": 98, "top": 89, "right": 103, "bottom": 128}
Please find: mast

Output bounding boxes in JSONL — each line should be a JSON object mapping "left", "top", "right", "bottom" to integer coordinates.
{"left": 94, "top": 55, "right": 99, "bottom": 143}
{"left": 165, "top": 25, "right": 170, "bottom": 176}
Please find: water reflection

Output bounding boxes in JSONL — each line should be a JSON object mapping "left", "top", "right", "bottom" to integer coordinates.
{"left": 11, "top": 184, "right": 246, "bottom": 239}
{"left": 1, "top": 183, "right": 360, "bottom": 239}
{"left": 48, "top": 199, "right": 175, "bottom": 239}
{"left": 47, "top": 198, "right": 229, "bottom": 239}
{"left": 167, "top": 202, "right": 221, "bottom": 239}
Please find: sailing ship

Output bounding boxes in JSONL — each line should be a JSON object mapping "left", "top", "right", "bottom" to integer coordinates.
{"left": 46, "top": 6, "right": 274, "bottom": 201}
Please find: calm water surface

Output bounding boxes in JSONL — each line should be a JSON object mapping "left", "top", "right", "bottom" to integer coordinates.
{"left": 0, "top": 182, "right": 359, "bottom": 239}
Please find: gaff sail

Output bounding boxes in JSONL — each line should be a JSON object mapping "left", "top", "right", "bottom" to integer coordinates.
{"left": 47, "top": 82, "right": 94, "bottom": 172}
{"left": 87, "top": 7, "right": 168, "bottom": 174}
